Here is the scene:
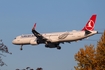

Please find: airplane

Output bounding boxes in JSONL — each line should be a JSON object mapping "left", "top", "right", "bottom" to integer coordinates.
{"left": 12, "top": 14, "right": 99, "bottom": 50}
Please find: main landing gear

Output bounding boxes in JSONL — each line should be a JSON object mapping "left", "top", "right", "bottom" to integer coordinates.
{"left": 45, "top": 44, "right": 61, "bottom": 50}
{"left": 57, "top": 46, "right": 61, "bottom": 50}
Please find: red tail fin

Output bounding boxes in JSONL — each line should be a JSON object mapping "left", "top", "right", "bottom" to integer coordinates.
{"left": 82, "top": 14, "right": 97, "bottom": 31}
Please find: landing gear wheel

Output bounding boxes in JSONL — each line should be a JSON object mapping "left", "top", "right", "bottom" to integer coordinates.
{"left": 20, "top": 45, "right": 23, "bottom": 50}
{"left": 20, "top": 47, "right": 23, "bottom": 50}
{"left": 57, "top": 46, "right": 61, "bottom": 50}
{"left": 45, "top": 44, "right": 49, "bottom": 47}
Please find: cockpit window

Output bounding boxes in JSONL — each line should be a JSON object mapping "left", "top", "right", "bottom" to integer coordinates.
{"left": 14, "top": 38, "right": 16, "bottom": 39}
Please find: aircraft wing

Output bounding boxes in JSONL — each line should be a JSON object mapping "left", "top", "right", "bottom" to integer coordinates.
{"left": 32, "top": 23, "right": 50, "bottom": 42}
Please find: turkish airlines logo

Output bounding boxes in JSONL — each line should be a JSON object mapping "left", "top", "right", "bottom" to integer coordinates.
{"left": 85, "top": 20, "right": 94, "bottom": 30}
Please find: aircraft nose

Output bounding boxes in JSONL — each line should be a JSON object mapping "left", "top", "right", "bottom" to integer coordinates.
{"left": 12, "top": 39, "right": 17, "bottom": 44}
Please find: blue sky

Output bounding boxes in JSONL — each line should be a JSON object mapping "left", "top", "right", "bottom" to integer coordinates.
{"left": 0, "top": 0, "right": 105, "bottom": 70}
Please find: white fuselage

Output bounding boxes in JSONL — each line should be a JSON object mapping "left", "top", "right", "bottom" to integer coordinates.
{"left": 12, "top": 30, "right": 98, "bottom": 45}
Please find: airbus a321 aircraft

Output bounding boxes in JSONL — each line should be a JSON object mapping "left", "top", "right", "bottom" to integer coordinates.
{"left": 12, "top": 14, "right": 98, "bottom": 50}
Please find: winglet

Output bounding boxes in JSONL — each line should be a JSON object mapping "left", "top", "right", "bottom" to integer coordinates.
{"left": 82, "top": 14, "right": 97, "bottom": 31}
{"left": 32, "top": 23, "right": 36, "bottom": 30}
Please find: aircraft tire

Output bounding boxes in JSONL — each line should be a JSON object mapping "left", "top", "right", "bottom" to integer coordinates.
{"left": 57, "top": 46, "right": 61, "bottom": 50}
{"left": 45, "top": 44, "right": 49, "bottom": 47}
{"left": 20, "top": 47, "right": 23, "bottom": 50}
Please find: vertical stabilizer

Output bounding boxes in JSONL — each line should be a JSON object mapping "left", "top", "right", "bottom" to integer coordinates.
{"left": 82, "top": 14, "right": 97, "bottom": 31}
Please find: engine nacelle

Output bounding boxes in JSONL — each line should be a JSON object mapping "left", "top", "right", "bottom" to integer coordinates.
{"left": 30, "top": 39, "right": 38, "bottom": 45}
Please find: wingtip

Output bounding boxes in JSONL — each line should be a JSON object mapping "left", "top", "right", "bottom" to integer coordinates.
{"left": 32, "top": 23, "right": 36, "bottom": 30}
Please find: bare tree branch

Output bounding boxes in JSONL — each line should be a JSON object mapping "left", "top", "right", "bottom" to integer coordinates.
{"left": 0, "top": 39, "right": 11, "bottom": 66}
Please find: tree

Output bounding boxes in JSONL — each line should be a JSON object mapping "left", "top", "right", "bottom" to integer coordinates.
{"left": 16, "top": 69, "right": 20, "bottom": 70}
{"left": 0, "top": 39, "right": 11, "bottom": 66}
{"left": 74, "top": 30, "right": 105, "bottom": 70}
{"left": 74, "top": 45, "right": 96, "bottom": 70}
{"left": 96, "top": 30, "right": 105, "bottom": 69}
{"left": 36, "top": 67, "right": 43, "bottom": 70}
{"left": 16, "top": 67, "right": 34, "bottom": 70}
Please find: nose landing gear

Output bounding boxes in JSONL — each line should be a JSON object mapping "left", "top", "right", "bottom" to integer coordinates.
{"left": 20, "top": 45, "right": 23, "bottom": 50}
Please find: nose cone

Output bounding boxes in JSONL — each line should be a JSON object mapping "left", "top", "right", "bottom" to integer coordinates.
{"left": 12, "top": 39, "right": 17, "bottom": 44}
{"left": 12, "top": 40, "right": 15, "bottom": 44}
